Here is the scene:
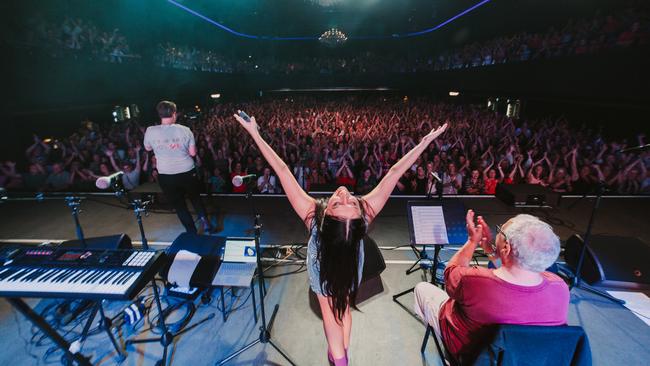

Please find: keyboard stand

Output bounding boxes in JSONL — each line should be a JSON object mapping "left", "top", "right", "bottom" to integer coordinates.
{"left": 126, "top": 280, "right": 215, "bottom": 366}
{"left": 7, "top": 297, "right": 92, "bottom": 366}
{"left": 76, "top": 300, "right": 126, "bottom": 361}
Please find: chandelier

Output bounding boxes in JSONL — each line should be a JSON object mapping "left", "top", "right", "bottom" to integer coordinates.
{"left": 308, "top": 0, "right": 344, "bottom": 7}
{"left": 319, "top": 28, "right": 348, "bottom": 47}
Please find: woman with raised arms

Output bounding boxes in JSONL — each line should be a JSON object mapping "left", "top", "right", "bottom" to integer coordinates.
{"left": 233, "top": 111, "right": 447, "bottom": 366}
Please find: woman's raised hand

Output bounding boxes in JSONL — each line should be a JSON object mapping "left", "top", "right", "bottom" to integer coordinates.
{"left": 423, "top": 123, "right": 448, "bottom": 143}
{"left": 233, "top": 110, "right": 260, "bottom": 136}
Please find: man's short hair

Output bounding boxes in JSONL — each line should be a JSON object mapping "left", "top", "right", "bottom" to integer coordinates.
{"left": 156, "top": 101, "right": 177, "bottom": 119}
{"left": 503, "top": 214, "right": 560, "bottom": 272}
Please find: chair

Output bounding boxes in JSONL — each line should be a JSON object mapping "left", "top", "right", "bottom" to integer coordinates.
{"left": 421, "top": 324, "right": 591, "bottom": 366}
{"left": 421, "top": 325, "right": 457, "bottom": 366}
{"left": 422, "top": 324, "right": 456, "bottom": 365}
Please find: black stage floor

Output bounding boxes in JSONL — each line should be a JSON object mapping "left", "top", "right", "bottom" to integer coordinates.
{"left": 0, "top": 195, "right": 649, "bottom": 365}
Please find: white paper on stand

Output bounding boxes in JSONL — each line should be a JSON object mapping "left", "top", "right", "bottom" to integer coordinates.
{"left": 410, "top": 205, "right": 449, "bottom": 245}
{"left": 168, "top": 250, "right": 201, "bottom": 288}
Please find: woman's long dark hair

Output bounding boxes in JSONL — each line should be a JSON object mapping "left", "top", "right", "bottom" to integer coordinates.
{"left": 310, "top": 197, "right": 371, "bottom": 322}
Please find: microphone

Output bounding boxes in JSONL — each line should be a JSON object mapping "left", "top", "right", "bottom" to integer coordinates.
{"left": 430, "top": 172, "right": 442, "bottom": 183}
{"left": 232, "top": 174, "right": 257, "bottom": 187}
{"left": 618, "top": 144, "right": 650, "bottom": 154}
{"left": 95, "top": 171, "right": 124, "bottom": 189}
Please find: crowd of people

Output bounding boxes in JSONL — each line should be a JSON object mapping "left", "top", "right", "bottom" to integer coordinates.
{"left": 2, "top": 96, "right": 648, "bottom": 196}
{"left": 153, "top": 7, "right": 648, "bottom": 74}
{"left": 15, "top": 15, "right": 138, "bottom": 63}
{"left": 431, "top": 7, "right": 649, "bottom": 71}
{"left": 12, "top": 7, "right": 648, "bottom": 73}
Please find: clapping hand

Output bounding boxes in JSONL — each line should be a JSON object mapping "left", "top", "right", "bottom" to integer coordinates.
{"left": 466, "top": 209, "right": 483, "bottom": 245}
{"left": 466, "top": 210, "right": 493, "bottom": 253}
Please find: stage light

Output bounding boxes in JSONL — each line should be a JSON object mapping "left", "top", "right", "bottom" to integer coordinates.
{"left": 210, "top": 93, "right": 221, "bottom": 99}
{"left": 506, "top": 99, "right": 521, "bottom": 119}
{"left": 449, "top": 91, "right": 460, "bottom": 97}
{"left": 129, "top": 104, "right": 140, "bottom": 119}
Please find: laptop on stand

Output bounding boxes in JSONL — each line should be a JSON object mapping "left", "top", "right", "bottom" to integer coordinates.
{"left": 212, "top": 238, "right": 257, "bottom": 288}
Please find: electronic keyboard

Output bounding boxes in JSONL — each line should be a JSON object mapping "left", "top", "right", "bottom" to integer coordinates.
{"left": 0, "top": 246, "right": 166, "bottom": 300}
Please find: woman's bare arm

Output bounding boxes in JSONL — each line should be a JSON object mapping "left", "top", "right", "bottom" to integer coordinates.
{"left": 234, "top": 113, "right": 315, "bottom": 227}
{"left": 363, "top": 124, "right": 447, "bottom": 223}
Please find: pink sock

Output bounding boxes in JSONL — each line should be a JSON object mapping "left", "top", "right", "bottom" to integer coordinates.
{"left": 333, "top": 355, "right": 348, "bottom": 366}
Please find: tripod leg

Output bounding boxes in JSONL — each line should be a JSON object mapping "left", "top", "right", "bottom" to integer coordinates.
{"left": 77, "top": 303, "right": 99, "bottom": 348}
{"left": 405, "top": 258, "right": 423, "bottom": 275}
{"left": 268, "top": 340, "right": 297, "bottom": 366}
{"left": 430, "top": 245, "right": 442, "bottom": 287}
{"left": 98, "top": 301, "right": 126, "bottom": 359}
{"left": 217, "top": 339, "right": 260, "bottom": 365}
{"left": 160, "top": 343, "right": 168, "bottom": 366}
{"left": 392, "top": 286, "right": 415, "bottom": 301}
{"left": 266, "top": 304, "right": 279, "bottom": 334}
{"left": 127, "top": 337, "right": 162, "bottom": 345}
{"left": 251, "top": 280, "right": 258, "bottom": 324}
{"left": 220, "top": 287, "right": 227, "bottom": 322}
{"left": 261, "top": 277, "right": 267, "bottom": 296}
{"left": 174, "top": 313, "right": 215, "bottom": 337}
{"left": 151, "top": 280, "right": 170, "bottom": 334}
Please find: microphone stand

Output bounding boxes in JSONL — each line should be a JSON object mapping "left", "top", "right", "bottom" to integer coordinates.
{"left": 569, "top": 181, "right": 625, "bottom": 304}
{"left": 64, "top": 196, "right": 86, "bottom": 248}
{"left": 217, "top": 181, "right": 296, "bottom": 366}
{"left": 118, "top": 185, "right": 215, "bottom": 366}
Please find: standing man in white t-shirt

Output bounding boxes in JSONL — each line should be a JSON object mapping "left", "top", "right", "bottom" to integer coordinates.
{"left": 143, "top": 101, "right": 211, "bottom": 233}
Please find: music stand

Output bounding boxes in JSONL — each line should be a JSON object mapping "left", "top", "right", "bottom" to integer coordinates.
{"left": 393, "top": 200, "right": 466, "bottom": 305}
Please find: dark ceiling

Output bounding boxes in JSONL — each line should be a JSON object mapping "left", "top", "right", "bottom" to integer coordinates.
{"left": 4, "top": 0, "right": 628, "bottom": 55}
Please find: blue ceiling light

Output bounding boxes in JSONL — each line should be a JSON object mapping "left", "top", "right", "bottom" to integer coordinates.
{"left": 166, "top": 0, "right": 492, "bottom": 41}
{"left": 402, "top": 0, "right": 492, "bottom": 37}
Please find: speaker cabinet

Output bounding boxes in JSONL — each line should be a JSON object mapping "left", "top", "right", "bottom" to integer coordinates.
{"left": 565, "top": 234, "right": 650, "bottom": 289}
{"left": 60, "top": 234, "right": 133, "bottom": 250}
{"left": 495, "top": 183, "right": 560, "bottom": 207}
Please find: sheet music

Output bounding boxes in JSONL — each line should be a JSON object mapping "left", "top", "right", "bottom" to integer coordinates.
{"left": 410, "top": 206, "right": 449, "bottom": 244}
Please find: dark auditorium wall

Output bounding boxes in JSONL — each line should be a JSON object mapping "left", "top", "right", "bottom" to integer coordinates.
{"left": 8, "top": 46, "right": 650, "bottom": 111}
{"left": 4, "top": 46, "right": 649, "bottom": 159}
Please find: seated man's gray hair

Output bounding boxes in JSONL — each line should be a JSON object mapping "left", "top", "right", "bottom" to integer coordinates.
{"left": 503, "top": 214, "right": 560, "bottom": 272}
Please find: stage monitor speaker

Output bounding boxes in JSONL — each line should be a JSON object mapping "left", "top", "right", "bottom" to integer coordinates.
{"left": 565, "top": 234, "right": 650, "bottom": 290}
{"left": 60, "top": 234, "right": 133, "bottom": 250}
{"left": 495, "top": 183, "right": 560, "bottom": 207}
{"left": 161, "top": 233, "right": 225, "bottom": 289}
